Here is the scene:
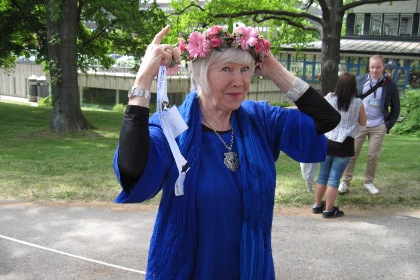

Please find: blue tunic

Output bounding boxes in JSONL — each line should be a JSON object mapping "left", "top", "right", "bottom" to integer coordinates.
{"left": 191, "top": 131, "right": 243, "bottom": 278}
{"left": 113, "top": 97, "right": 326, "bottom": 279}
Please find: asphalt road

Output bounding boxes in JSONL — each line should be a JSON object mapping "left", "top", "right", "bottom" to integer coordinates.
{"left": 0, "top": 200, "right": 419, "bottom": 280}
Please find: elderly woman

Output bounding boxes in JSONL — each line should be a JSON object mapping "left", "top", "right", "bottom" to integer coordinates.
{"left": 114, "top": 25, "right": 340, "bottom": 279}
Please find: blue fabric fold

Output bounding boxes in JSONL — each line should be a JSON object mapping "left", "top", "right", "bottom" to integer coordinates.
{"left": 232, "top": 107, "right": 275, "bottom": 279}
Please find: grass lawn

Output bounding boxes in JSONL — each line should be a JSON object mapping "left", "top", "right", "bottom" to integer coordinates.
{"left": 0, "top": 100, "right": 419, "bottom": 210}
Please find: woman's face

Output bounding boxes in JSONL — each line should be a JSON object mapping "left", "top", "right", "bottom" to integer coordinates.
{"left": 202, "top": 60, "right": 252, "bottom": 112}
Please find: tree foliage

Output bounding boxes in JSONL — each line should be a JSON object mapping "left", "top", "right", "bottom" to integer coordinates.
{"left": 167, "top": 0, "right": 319, "bottom": 52}
{"left": 76, "top": 0, "right": 166, "bottom": 71}
{"left": 0, "top": 0, "right": 166, "bottom": 71}
{"left": 0, "top": 0, "right": 46, "bottom": 70}
{"left": 167, "top": 0, "right": 412, "bottom": 94}
{"left": 0, "top": 0, "right": 166, "bottom": 132}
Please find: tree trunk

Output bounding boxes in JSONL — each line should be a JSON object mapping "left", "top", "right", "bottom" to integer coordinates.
{"left": 46, "top": 0, "right": 92, "bottom": 132}
{"left": 319, "top": 0, "right": 344, "bottom": 95}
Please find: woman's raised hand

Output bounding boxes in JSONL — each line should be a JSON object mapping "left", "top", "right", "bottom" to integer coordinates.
{"left": 136, "top": 25, "right": 181, "bottom": 83}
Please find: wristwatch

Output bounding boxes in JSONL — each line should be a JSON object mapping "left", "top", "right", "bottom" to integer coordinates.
{"left": 128, "top": 86, "right": 151, "bottom": 101}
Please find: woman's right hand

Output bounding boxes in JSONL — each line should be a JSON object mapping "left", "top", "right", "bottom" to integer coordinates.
{"left": 133, "top": 25, "right": 180, "bottom": 93}
{"left": 129, "top": 26, "right": 180, "bottom": 106}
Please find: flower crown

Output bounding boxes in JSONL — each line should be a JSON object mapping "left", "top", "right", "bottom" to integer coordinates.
{"left": 178, "top": 25, "right": 270, "bottom": 69}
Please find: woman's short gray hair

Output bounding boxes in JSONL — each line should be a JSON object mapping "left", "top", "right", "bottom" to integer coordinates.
{"left": 189, "top": 48, "right": 255, "bottom": 95}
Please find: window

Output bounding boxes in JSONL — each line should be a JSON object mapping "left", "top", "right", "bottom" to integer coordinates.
{"left": 278, "top": 54, "right": 289, "bottom": 61}
{"left": 345, "top": 57, "right": 362, "bottom": 77}
{"left": 419, "top": 17, "right": 420, "bottom": 36}
{"left": 399, "top": 15, "right": 413, "bottom": 36}
{"left": 287, "top": 54, "right": 304, "bottom": 78}
{"left": 338, "top": 58, "right": 347, "bottom": 76}
{"left": 370, "top": 15, "right": 383, "bottom": 36}
{"left": 355, "top": 15, "right": 364, "bottom": 35}
{"left": 383, "top": 15, "right": 398, "bottom": 36}
{"left": 304, "top": 63, "right": 314, "bottom": 80}
{"left": 353, "top": 13, "right": 417, "bottom": 38}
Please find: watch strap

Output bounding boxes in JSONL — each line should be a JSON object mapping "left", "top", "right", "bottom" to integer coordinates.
{"left": 128, "top": 86, "right": 151, "bottom": 101}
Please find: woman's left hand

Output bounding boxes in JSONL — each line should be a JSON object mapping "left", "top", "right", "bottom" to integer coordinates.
{"left": 254, "top": 51, "right": 279, "bottom": 78}
{"left": 254, "top": 51, "right": 297, "bottom": 93}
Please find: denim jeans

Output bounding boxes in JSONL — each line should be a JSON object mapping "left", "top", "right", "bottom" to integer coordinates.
{"left": 317, "top": 155, "right": 351, "bottom": 188}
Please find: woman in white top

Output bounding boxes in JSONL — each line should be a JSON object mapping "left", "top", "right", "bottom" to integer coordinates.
{"left": 312, "top": 73, "right": 367, "bottom": 218}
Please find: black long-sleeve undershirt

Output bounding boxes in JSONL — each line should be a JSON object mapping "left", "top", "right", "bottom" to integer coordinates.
{"left": 117, "top": 106, "right": 150, "bottom": 191}
{"left": 117, "top": 87, "right": 340, "bottom": 192}
{"left": 295, "top": 87, "right": 341, "bottom": 134}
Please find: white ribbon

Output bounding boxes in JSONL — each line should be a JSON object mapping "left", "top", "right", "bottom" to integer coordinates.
{"left": 156, "top": 66, "right": 190, "bottom": 196}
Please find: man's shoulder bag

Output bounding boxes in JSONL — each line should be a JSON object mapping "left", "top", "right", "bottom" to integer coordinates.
{"left": 359, "top": 77, "right": 392, "bottom": 100}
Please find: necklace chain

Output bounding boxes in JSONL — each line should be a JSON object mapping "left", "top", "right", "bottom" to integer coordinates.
{"left": 202, "top": 114, "right": 234, "bottom": 151}
{"left": 202, "top": 113, "right": 239, "bottom": 172}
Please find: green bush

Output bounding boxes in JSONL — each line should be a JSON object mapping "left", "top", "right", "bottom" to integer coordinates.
{"left": 112, "top": 102, "right": 157, "bottom": 114}
{"left": 149, "top": 102, "right": 157, "bottom": 113}
{"left": 393, "top": 89, "right": 420, "bottom": 136}
{"left": 37, "top": 96, "right": 52, "bottom": 108}
{"left": 270, "top": 101, "right": 293, "bottom": 107}
{"left": 112, "top": 103, "right": 126, "bottom": 112}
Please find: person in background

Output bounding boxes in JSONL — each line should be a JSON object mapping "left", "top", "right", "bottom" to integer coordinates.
{"left": 300, "top": 162, "right": 318, "bottom": 192}
{"left": 114, "top": 25, "right": 340, "bottom": 279}
{"left": 312, "top": 73, "right": 366, "bottom": 218}
{"left": 339, "top": 54, "right": 400, "bottom": 195}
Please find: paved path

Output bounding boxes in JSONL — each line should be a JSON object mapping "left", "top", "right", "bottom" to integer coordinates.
{"left": 0, "top": 200, "right": 419, "bottom": 280}
{"left": 0, "top": 95, "right": 38, "bottom": 106}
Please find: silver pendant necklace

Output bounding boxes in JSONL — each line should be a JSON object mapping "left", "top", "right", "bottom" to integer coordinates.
{"left": 202, "top": 114, "right": 239, "bottom": 172}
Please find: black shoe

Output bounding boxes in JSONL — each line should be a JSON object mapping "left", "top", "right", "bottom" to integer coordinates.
{"left": 312, "top": 201, "right": 326, "bottom": 214}
{"left": 323, "top": 206, "right": 344, "bottom": 218}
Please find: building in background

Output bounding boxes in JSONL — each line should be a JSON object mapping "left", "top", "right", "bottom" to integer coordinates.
{"left": 280, "top": 0, "right": 420, "bottom": 90}
{"left": 4, "top": 0, "right": 419, "bottom": 106}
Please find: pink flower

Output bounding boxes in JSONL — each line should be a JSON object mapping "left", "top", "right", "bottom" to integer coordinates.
{"left": 254, "top": 41, "right": 263, "bottom": 53}
{"left": 208, "top": 25, "right": 224, "bottom": 36}
{"left": 235, "top": 26, "right": 259, "bottom": 50}
{"left": 176, "top": 24, "right": 271, "bottom": 68}
{"left": 178, "top": 38, "right": 187, "bottom": 52}
{"left": 263, "top": 40, "right": 270, "bottom": 52}
{"left": 187, "top": 31, "right": 208, "bottom": 59}
{"left": 209, "top": 37, "right": 222, "bottom": 48}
